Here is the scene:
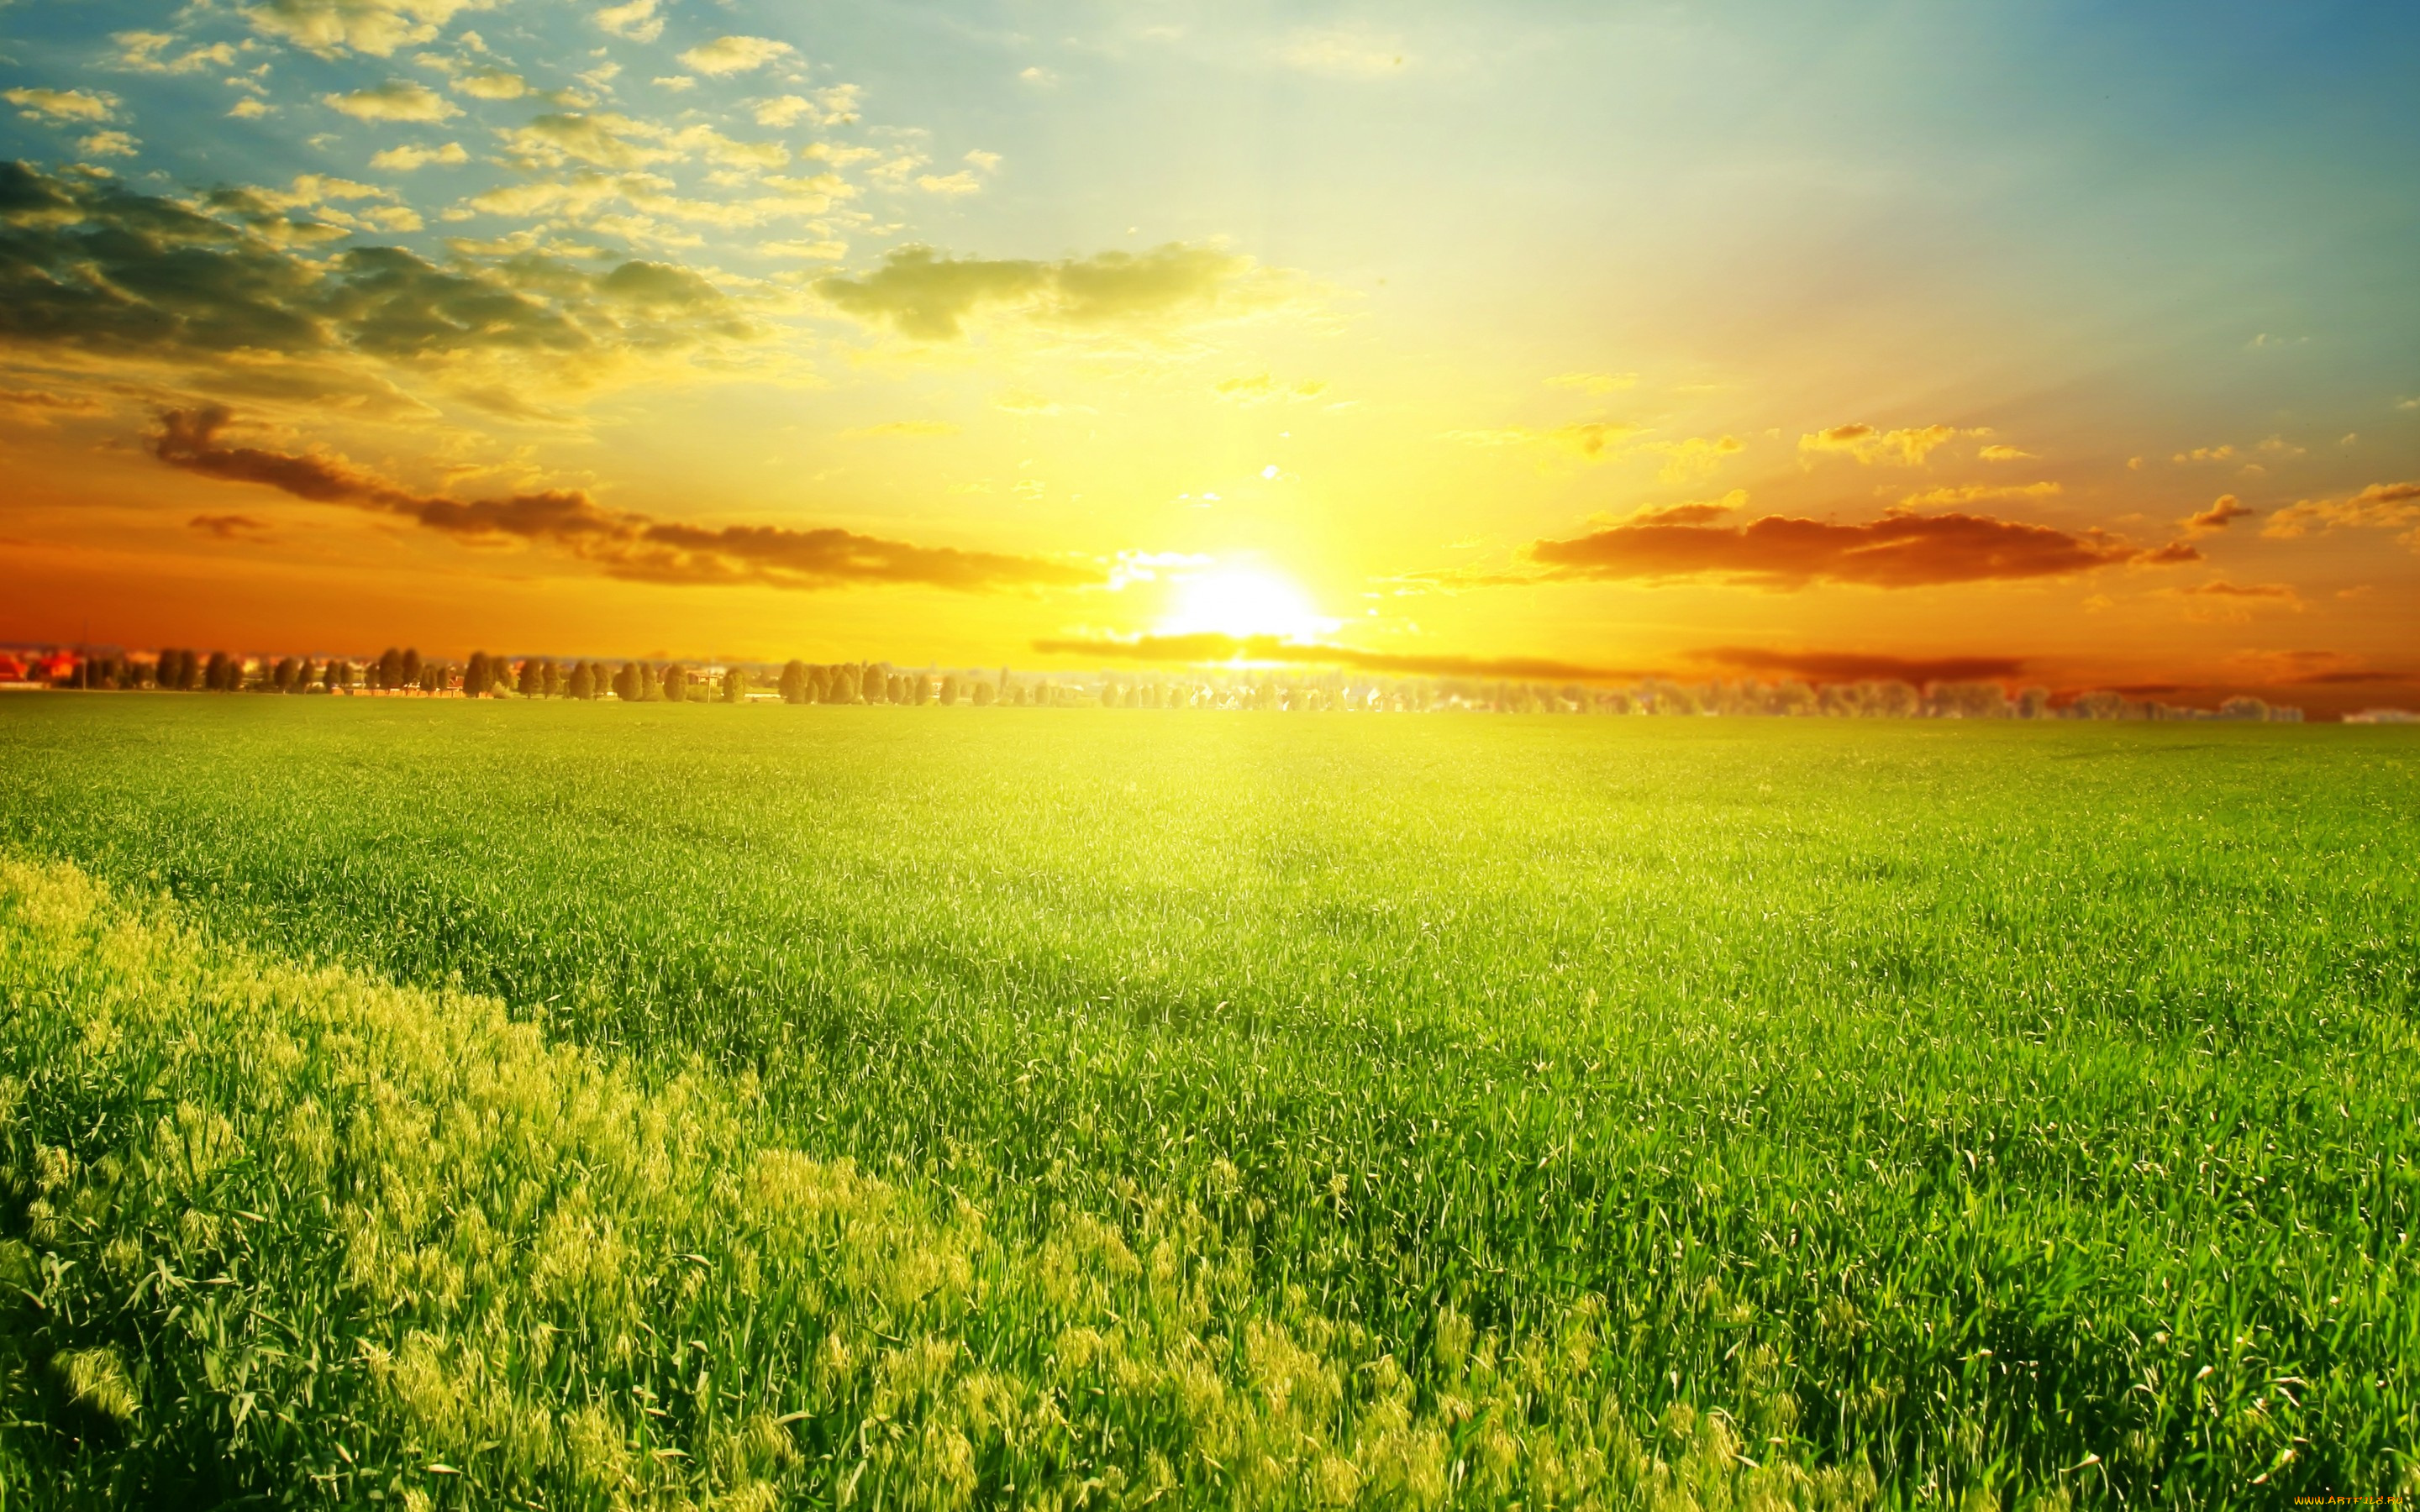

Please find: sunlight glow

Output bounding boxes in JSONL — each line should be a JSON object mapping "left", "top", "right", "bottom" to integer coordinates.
{"left": 1157, "top": 569, "right": 1339, "bottom": 641}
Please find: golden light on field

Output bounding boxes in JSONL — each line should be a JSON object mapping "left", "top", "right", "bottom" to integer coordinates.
{"left": 1157, "top": 569, "right": 1339, "bottom": 643}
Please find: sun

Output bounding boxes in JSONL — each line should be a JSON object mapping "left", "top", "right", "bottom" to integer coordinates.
{"left": 1157, "top": 568, "right": 1338, "bottom": 642}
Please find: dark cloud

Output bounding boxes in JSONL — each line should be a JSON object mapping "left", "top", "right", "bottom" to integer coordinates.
{"left": 816, "top": 243, "right": 1265, "bottom": 340}
{"left": 2295, "top": 669, "right": 2404, "bottom": 685}
{"left": 1527, "top": 507, "right": 2200, "bottom": 589}
{"left": 1688, "top": 647, "right": 2027, "bottom": 683}
{"left": 0, "top": 161, "right": 748, "bottom": 388}
{"left": 154, "top": 406, "right": 1100, "bottom": 592}
{"left": 1031, "top": 633, "right": 1645, "bottom": 682}
{"left": 187, "top": 512, "right": 269, "bottom": 538}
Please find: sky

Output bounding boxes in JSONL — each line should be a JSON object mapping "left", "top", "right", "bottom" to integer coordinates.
{"left": 1, "top": 0, "right": 2414, "bottom": 708}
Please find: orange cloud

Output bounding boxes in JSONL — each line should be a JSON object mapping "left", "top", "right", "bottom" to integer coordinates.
{"left": 152, "top": 407, "right": 1101, "bottom": 592}
{"left": 1798, "top": 423, "right": 1968, "bottom": 466}
{"left": 1688, "top": 647, "right": 2027, "bottom": 683}
{"left": 2261, "top": 480, "right": 2420, "bottom": 542}
{"left": 1528, "top": 508, "right": 2199, "bottom": 589}
{"left": 2181, "top": 494, "right": 2255, "bottom": 534}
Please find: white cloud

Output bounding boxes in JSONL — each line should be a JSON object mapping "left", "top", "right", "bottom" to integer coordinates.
{"left": 369, "top": 139, "right": 467, "bottom": 170}
{"left": 229, "top": 98, "right": 276, "bottom": 120}
{"left": 653, "top": 75, "right": 696, "bottom": 92}
{"left": 324, "top": 80, "right": 462, "bottom": 121}
{"left": 592, "top": 0, "right": 662, "bottom": 44}
{"left": 77, "top": 130, "right": 140, "bottom": 158}
{"left": 452, "top": 68, "right": 527, "bottom": 100}
{"left": 1018, "top": 66, "right": 1056, "bottom": 87}
{"left": 677, "top": 35, "right": 795, "bottom": 77}
{"left": 753, "top": 87, "right": 860, "bottom": 129}
{"left": 113, "top": 31, "right": 239, "bottom": 74}
{"left": 248, "top": 0, "right": 493, "bottom": 59}
{"left": 6, "top": 87, "right": 118, "bottom": 122}
{"left": 964, "top": 149, "right": 1002, "bottom": 172}
{"left": 918, "top": 171, "right": 981, "bottom": 196}
{"left": 762, "top": 238, "right": 848, "bottom": 260}
{"left": 499, "top": 112, "right": 679, "bottom": 169}
{"left": 1277, "top": 27, "right": 1409, "bottom": 78}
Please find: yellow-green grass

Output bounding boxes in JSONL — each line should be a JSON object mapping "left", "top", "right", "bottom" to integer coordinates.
{"left": 0, "top": 696, "right": 2415, "bottom": 1505}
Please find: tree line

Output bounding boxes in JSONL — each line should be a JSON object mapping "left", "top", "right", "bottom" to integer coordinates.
{"left": 24, "top": 649, "right": 2306, "bottom": 721}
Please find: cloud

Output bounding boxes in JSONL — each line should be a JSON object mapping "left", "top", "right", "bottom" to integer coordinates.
{"left": 153, "top": 405, "right": 1099, "bottom": 591}
{"left": 113, "top": 32, "right": 240, "bottom": 75}
{"left": 1899, "top": 480, "right": 2061, "bottom": 507}
{"left": 370, "top": 140, "right": 468, "bottom": 171}
{"left": 815, "top": 242, "right": 1280, "bottom": 341}
{"left": 1214, "top": 373, "right": 1327, "bottom": 405}
{"left": 1647, "top": 433, "right": 1744, "bottom": 482}
{"left": 592, "top": 0, "right": 662, "bottom": 43}
{"left": 1546, "top": 371, "right": 1636, "bottom": 395}
{"left": 1527, "top": 507, "right": 2199, "bottom": 590}
{"left": 499, "top": 113, "right": 679, "bottom": 170}
{"left": 1977, "top": 444, "right": 2033, "bottom": 461}
{"left": 1033, "top": 633, "right": 1639, "bottom": 682}
{"left": 2182, "top": 580, "right": 2299, "bottom": 601}
{"left": 1688, "top": 647, "right": 2026, "bottom": 684}
{"left": 677, "top": 36, "right": 796, "bottom": 77}
{"left": 77, "top": 132, "right": 141, "bottom": 159}
{"left": 8, "top": 88, "right": 119, "bottom": 123}
{"left": 760, "top": 238, "right": 848, "bottom": 260}
{"left": 2260, "top": 480, "right": 2420, "bottom": 543}
{"left": 2178, "top": 580, "right": 2304, "bottom": 622}
{"left": 1444, "top": 421, "right": 1639, "bottom": 460}
{"left": 250, "top": 0, "right": 492, "bottom": 58}
{"left": 452, "top": 68, "right": 527, "bottom": 100}
{"left": 1625, "top": 491, "right": 1746, "bottom": 527}
{"left": 0, "top": 162, "right": 755, "bottom": 401}
{"left": 994, "top": 390, "right": 1060, "bottom": 416}
{"left": 1276, "top": 28, "right": 1409, "bottom": 77}
{"left": 2181, "top": 494, "right": 2254, "bottom": 535}
{"left": 188, "top": 512, "right": 271, "bottom": 538}
{"left": 1799, "top": 423, "right": 1967, "bottom": 466}
{"left": 230, "top": 99, "right": 276, "bottom": 120}
{"left": 325, "top": 81, "right": 462, "bottom": 122}
{"left": 917, "top": 171, "right": 982, "bottom": 196}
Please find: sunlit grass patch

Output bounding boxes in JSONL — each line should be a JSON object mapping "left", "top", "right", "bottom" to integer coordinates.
{"left": 0, "top": 856, "right": 1855, "bottom": 1508}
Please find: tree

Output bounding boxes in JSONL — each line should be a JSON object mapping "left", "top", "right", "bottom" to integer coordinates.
{"left": 400, "top": 648, "right": 423, "bottom": 690}
{"left": 722, "top": 666, "right": 746, "bottom": 702}
{"left": 2016, "top": 686, "right": 2053, "bottom": 719}
{"left": 203, "top": 652, "right": 233, "bottom": 691}
{"left": 321, "top": 659, "right": 345, "bottom": 694}
{"left": 518, "top": 657, "right": 542, "bottom": 697}
{"left": 613, "top": 663, "right": 639, "bottom": 701}
{"left": 779, "top": 659, "right": 807, "bottom": 704}
{"left": 971, "top": 678, "right": 995, "bottom": 706}
{"left": 663, "top": 664, "right": 687, "bottom": 702}
{"left": 568, "top": 662, "right": 594, "bottom": 700}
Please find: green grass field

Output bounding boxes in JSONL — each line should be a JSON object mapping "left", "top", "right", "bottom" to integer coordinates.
{"left": 0, "top": 696, "right": 2413, "bottom": 1508}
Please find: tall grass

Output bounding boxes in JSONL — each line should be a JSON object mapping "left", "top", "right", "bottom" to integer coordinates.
{"left": 0, "top": 857, "right": 1848, "bottom": 1507}
{"left": 1, "top": 697, "right": 2415, "bottom": 1503}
